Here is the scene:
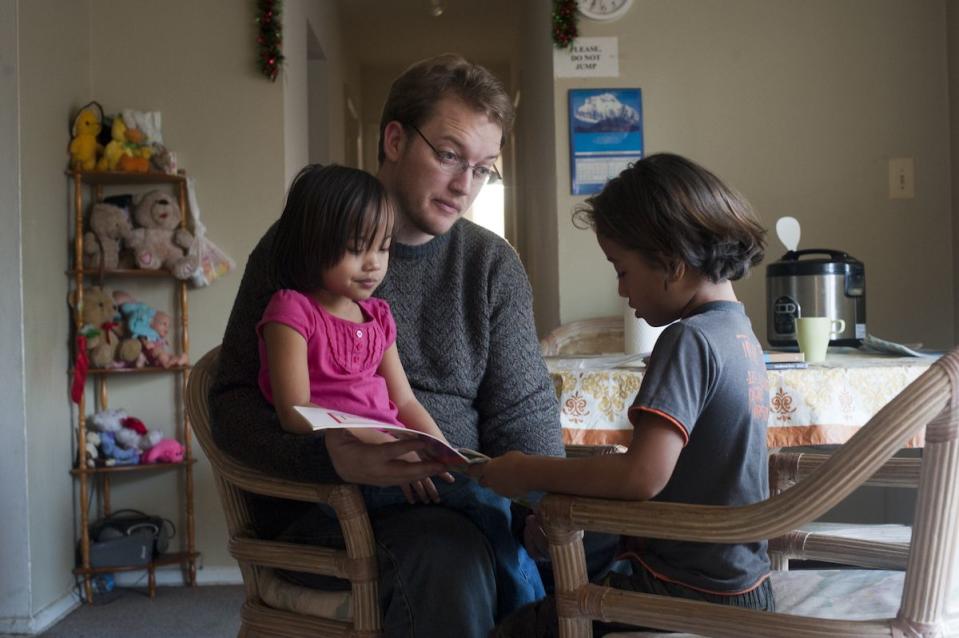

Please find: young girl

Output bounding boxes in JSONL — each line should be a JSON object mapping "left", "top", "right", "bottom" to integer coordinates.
{"left": 475, "top": 153, "right": 774, "bottom": 635}
{"left": 257, "top": 163, "right": 544, "bottom": 618}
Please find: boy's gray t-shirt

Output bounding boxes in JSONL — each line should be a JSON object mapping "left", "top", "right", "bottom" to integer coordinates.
{"left": 626, "top": 300, "right": 770, "bottom": 593}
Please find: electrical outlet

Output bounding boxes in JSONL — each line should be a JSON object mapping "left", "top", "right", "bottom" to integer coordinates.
{"left": 889, "top": 157, "right": 914, "bottom": 199}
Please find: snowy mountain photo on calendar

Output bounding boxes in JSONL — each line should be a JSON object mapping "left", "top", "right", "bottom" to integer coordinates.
{"left": 574, "top": 92, "right": 641, "bottom": 132}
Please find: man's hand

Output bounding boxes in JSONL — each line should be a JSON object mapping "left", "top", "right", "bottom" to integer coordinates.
{"left": 523, "top": 512, "right": 550, "bottom": 562}
{"left": 325, "top": 428, "right": 446, "bottom": 486}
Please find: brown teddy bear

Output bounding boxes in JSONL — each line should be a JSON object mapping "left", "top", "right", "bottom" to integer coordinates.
{"left": 126, "top": 190, "right": 197, "bottom": 280}
{"left": 75, "top": 286, "right": 142, "bottom": 368}
{"left": 83, "top": 202, "right": 133, "bottom": 270}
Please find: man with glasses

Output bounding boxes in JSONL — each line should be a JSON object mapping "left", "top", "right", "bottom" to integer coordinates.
{"left": 211, "top": 54, "right": 564, "bottom": 637}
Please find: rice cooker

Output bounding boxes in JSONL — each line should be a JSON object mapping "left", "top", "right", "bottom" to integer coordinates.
{"left": 766, "top": 249, "right": 866, "bottom": 347}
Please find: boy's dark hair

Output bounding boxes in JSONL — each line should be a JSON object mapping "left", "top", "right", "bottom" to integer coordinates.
{"left": 377, "top": 53, "right": 514, "bottom": 165}
{"left": 574, "top": 153, "right": 766, "bottom": 282}
{"left": 272, "top": 164, "right": 393, "bottom": 292}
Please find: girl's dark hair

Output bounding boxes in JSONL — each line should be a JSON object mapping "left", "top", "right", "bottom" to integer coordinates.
{"left": 574, "top": 153, "right": 766, "bottom": 282}
{"left": 271, "top": 164, "right": 393, "bottom": 292}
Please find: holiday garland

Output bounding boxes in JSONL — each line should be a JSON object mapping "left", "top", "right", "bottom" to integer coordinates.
{"left": 553, "top": 0, "right": 578, "bottom": 48}
{"left": 256, "top": 0, "right": 284, "bottom": 81}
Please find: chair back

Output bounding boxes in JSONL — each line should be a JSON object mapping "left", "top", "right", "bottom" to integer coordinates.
{"left": 186, "top": 346, "right": 383, "bottom": 637}
{"left": 541, "top": 348, "right": 959, "bottom": 637}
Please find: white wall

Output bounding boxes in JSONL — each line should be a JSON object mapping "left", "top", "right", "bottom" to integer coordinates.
{"left": 517, "top": 0, "right": 561, "bottom": 336}
{"left": 15, "top": 0, "right": 92, "bottom": 630}
{"left": 284, "top": 0, "right": 348, "bottom": 184}
{"left": 9, "top": 1, "right": 307, "bottom": 628}
{"left": 0, "top": 0, "right": 32, "bottom": 631}
{"left": 553, "top": 0, "right": 954, "bottom": 349}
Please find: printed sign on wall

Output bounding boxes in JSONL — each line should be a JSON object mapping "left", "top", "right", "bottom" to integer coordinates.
{"left": 554, "top": 37, "right": 619, "bottom": 78}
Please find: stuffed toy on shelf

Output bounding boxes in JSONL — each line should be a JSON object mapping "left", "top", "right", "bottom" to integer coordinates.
{"left": 71, "top": 286, "right": 142, "bottom": 369}
{"left": 83, "top": 202, "right": 134, "bottom": 270}
{"left": 126, "top": 190, "right": 197, "bottom": 280}
{"left": 68, "top": 102, "right": 104, "bottom": 172}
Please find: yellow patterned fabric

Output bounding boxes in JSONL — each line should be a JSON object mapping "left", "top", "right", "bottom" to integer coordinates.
{"left": 548, "top": 352, "right": 935, "bottom": 448}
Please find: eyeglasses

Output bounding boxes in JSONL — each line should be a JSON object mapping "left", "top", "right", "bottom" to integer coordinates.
{"left": 408, "top": 124, "right": 502, "bottom": 185}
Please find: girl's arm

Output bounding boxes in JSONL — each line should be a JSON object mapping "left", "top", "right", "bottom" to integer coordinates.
{"left": 265, "top": 322, "right": 404, "bottom": 447}
{"left": 472, "top": 411, "right": 684, "bottom": 501}
{"left": 262, "top": 322, "right": 316, "bottom": 434}
{"left": 378, "top": 343, "right": 449, "bottom": 443}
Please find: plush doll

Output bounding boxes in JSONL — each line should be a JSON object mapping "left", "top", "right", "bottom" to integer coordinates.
{"left": 85, "top": 430, "right": 101, "bottom": 468}
{"left": 74, "top": 286, "right": 141, "bottom": 369}
{"left": 98, "top": 431, "right": 140, "bottom": 465}
{"left": 69, "top": 104, "right": 103, "bottom": 172}
{"left": 126, "top": 190, "right": 196, "bottom": 279}
{"left": 141, "top": 310, "right": 188, "bottom": 368}
{"left": 114, "top": 415, "right": 163, "bottom": 452}
{"left": 87, "top": 409, "right": 139, "bottom": 465}
{"left": 113, "top": 292, "right": 185, "bottom": 368}
{"left": 88, "top": 407, "right": 127, "bottom": 434}
{"left": 142, "top": 438, "right": 185, "bottom": 464}
{"left": 95, "top": 116, "right": 127, "bottom": 172}
{"left": 83, "top": 202, "right": 133, "bottom": 270}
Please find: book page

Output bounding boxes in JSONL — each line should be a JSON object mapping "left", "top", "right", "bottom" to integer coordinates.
{"left": 294, "top": 406, "right": 490, "bottom": 468}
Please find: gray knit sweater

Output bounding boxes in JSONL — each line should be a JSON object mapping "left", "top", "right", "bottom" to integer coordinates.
{"left": 209, "top": 218, "right": 563, "bottom": 486}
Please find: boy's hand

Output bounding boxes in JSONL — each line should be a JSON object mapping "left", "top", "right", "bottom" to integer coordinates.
{"left": 469, "top": 450, "right": 529, "bottom": 498}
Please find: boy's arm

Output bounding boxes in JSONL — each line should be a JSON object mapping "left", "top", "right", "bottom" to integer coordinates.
{"left": 472, "top": 411, "right": 684, "bottom": 500}
{"left": 378, "top": 343, "right": 449, "bottom": 443}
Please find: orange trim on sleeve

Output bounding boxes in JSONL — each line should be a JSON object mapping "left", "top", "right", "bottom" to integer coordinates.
{"left": 618, "top": 550, "right": 770, "bottom": 597}
{"left": 628, "top": 405, "right": 690, "bottom": 447}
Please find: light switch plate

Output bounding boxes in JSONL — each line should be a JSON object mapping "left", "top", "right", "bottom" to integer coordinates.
{"left": 889, "top": 157, "right": 914, "bottom": 199}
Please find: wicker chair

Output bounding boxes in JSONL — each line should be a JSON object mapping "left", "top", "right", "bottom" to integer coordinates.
{"left": 540, "top": 317, "right": 624, "bottom": 356}
{"left": 540, "top": 348, "right": 959, "bottom": 637}
{"left": 185, "top": 346, "right": 381, "bottom": 638}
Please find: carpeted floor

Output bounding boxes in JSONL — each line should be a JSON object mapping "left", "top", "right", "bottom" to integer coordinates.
{"left": 38, "top": 586, "right": 244, "bottom": 637}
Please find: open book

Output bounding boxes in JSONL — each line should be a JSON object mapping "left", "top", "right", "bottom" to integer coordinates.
{"left": 294, "top": 406, "right": 490, "bottom": 469}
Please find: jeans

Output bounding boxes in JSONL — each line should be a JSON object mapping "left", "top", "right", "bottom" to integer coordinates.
{"left": 361, "top": 476, "right": 545, "bottom": 620}
{"left": 277, "top": 476, "right": 543, "bottom": 637}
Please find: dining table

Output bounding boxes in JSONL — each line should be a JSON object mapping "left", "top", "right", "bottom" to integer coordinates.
{"left": 546, "top": 351, "right": 938, "bottom": 449}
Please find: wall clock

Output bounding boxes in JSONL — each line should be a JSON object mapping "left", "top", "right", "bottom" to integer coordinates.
{"left": 576, "top": 0, "right": 634, "bottom": 21}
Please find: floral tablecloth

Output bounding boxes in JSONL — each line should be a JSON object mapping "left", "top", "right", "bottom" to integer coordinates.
{"left": 547, "top": 352, "right": 936, "bottom": 449}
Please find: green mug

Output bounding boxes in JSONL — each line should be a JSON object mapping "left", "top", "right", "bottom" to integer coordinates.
{"left": 795, "top": 317, "right": 846, "bottom": 363}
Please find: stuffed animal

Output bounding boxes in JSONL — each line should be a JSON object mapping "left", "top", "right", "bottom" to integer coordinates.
{"left": 88, "top": 407, "right": 127, "bottom": 434}
{"left": 87, "top": 409, "right": 139, "bottom": 465}
{"left": 141, "top": 310, "right": 188, "bottom": 368}
{"left": 126, "top": 190, "right": 196, "bottom": 279}
{"left": 85, "top": 430, "right": 101, "bottom": 468}
{"left": 113, "top": 292, "right": 186, "bottom": 368}
{"left": 98, "top": 431, "right": 140, "bottom": 465}
{"left": 69, "top": 104, "right": 103, "bottom": 172}
{"left": 74, "top": 286, "right": 141, "bottom": 369}
{"left": 142, "top": 439, "right": 185, "bottom": 464}
{"left": 83, "top": 202, "right": 133, "bottom": 270}
{"left": 95, "top": 116, "right": 127, "bottom": 172}
{"left": 96, "top": 113, "right": 154, "bottom": 173}
{"left": 114, "top": 416, "right": 163, "bottom": 451}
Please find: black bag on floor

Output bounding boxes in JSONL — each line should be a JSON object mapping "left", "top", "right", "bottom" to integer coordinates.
{"left": 85, "top": 509, "right": 176, "bottom": 567}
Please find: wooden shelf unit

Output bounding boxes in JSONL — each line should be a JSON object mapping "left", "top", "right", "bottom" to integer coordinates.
{"left": 68, "top": 171, "right": 198, "bottom": 602}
